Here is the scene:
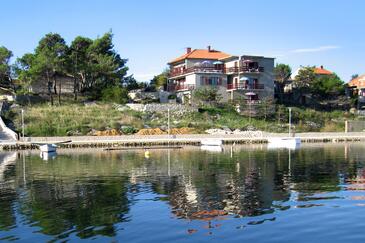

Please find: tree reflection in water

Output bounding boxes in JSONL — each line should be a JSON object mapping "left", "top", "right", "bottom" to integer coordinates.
{"left": 0, "top": 144, "right": 365, "bottom": 240}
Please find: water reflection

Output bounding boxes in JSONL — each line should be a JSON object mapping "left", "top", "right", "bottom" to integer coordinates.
{"left": 1, "top": 144, "right": 365, "bottom": 241}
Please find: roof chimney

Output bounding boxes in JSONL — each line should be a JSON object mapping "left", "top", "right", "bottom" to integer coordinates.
{"left": 207, "top": 45, "right": 211, "bottom": 52}
{"left": 186, "top": 47, "right": 192, "bottom": 54}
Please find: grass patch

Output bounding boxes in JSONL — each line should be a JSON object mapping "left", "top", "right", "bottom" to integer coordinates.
{"left": 7, "top": 103, "right": 353, "bottom": 136}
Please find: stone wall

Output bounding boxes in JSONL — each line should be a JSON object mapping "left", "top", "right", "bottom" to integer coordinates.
{"left": 126, "top": 103, "right": 197, "bottom": 113}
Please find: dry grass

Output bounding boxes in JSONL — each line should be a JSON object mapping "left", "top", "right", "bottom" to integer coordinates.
{"left": 13, "top": 103, "right": 144, "bottom": 136}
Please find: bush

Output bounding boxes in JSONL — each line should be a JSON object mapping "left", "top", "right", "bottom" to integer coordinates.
{"left": 121, "top": 126, "right": 136, "bottom": 134}
{"left": 101, "top": 86, "right": 129, "bottom": 104}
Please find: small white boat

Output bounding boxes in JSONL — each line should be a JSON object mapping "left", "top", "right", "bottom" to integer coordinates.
{"left": 40, "top": 151, "right": 57, "bottom": 160}
{"left": 200, "top": 139, "right": 223, "bottom": 146}
{"left": 267, "top": 137, "right": 301, "bottom": 149}
{"left": 33, "top": 140, "right": 71, "bottom": 153}
{"left": 200, "top": 145, "right": 223, "bottom": 152}
{"left": 39, "top": 144, "right": 57, "bottom": 153}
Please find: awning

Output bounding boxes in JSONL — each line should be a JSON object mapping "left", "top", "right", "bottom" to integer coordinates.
{"left": 201, "top": 60, "right": 212, "bottom": 65}
{"left": 240, "top": 76, "right": 250, "bottom": 81}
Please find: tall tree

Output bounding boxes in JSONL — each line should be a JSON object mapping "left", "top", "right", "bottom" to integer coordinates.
{"left": 293, "top": 66, "right": 317, "bottom": 93}
{"left": 34, "top": 33, "right": 68, "bottom": 105}
{"left": 14, "top": 53, "right": 36, "bottom": 104}
{"left": 88, "top": 32, "right": 128, "bottom": 88}
{"left": 74, "top": 32, "right": 128, "bottom": 99}
{"left": 0, "top": 46, "right": 14, "bottom": 90}
{"left": 69, "top": 36, "right": 93, "bottom": 100}
{"left": 274, "top": 63, "right": 291, "bottom": 103}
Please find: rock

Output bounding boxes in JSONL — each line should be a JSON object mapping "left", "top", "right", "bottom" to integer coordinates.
{"left": 66, "top": 130, "right": 82, "bottom": 136}
{"left": 159, "top": 125, "right": 168, "bottom": 131}
{"left": 205, "top": 128, "right": 232, "bottom": 135}
{"left": 221, "top": 126, "right": 232, "bottom": 133}
{"left": 115, "top": 104, "right": 129, "bottom": 112}
{"left": 84, "top": 101, "right": 97, "bottom": 106}
{"left": 10, "top": 104, "right": 19, "bottom": 109}
{"left": 87, "top": 129, "right": 97, "bottom": 136}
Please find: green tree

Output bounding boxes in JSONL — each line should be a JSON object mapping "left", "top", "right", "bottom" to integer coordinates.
{"left": 312, "top": 73, "right": 344, "bottom": 97}
{"left": 14, "top": 53, "right": 36, "bottom": 104}
{"left": 69, "top": 36, "right": 93, "bottom": 100}
{"left": 0, "top": 46, "right": 14, "bottom": 89}
{"left": 274, "top": 63, "right": 291, "bottom": 103}
{"left": 123, "top": 75, "right": 140, "bottom": 91}
{"left": 150, "top": 68, "right": 169, "bottom": 90}
{"left": 101, "top": 85, "right": 129, "bottom": 104}
{"left": 80, "top": 32, "right": 128, "bottom": 99}
{"left": 33, "top": 33, "right": 68, "bottom": 105}
{"left": 193, "top": 87, "right": 222, "bottom": 106}
{"left": 293, "top": 66, "right": 316, "bottom": 93}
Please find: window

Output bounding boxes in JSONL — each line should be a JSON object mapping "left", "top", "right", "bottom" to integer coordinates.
{"left": 200, "top": 76, "right": 222, "bottom": 86}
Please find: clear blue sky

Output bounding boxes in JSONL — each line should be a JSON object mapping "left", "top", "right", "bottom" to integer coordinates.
{"left": 1, "top": 0, "right": 364, "bottom": 82}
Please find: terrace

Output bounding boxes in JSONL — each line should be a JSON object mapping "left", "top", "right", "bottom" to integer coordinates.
{"left": 227, "top": 83, "right": 264, "bottom": 90}
{"left": 169, "top": 65, "right": 264, "bottom": 78}
{"left": 225, "top": 66, "right": 264, "bottom": 74}
{"left": 169, "top": 66, "right": 225, "bottom": 78}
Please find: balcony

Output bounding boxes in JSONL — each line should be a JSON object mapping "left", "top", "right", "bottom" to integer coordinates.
{"left": 227, "top": 83, "right": 264, "bottom": 90}
{"left": 167, "top": 84, "right": 195, "bottom": 92}
{"left": 169, "top": 66, "right": 225, "bottom": 78}
{"left": 225, "top": 66, "right": 264, "bottom": 74}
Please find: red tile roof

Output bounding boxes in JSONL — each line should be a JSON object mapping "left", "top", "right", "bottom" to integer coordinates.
{"left": 313, "top": 66, "right": 332, "bottom": 75}
{"left": 169, "top": 49, "right": 232, "bottom": 64}
{"left": 348, "top": 74, "right": 365, "bottom": 88}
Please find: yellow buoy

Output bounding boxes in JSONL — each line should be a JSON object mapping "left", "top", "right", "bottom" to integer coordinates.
{"left": 144, "top": 151, "right": 150, "bottom": 158}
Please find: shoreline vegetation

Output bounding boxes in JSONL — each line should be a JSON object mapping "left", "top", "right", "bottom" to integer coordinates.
{"left": 4, "top": 101, "right": 352, "bottom": 138}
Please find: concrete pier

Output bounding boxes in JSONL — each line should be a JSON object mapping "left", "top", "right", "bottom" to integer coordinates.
{"left": 1, "top": 132, "right": 365, "bottom": 150}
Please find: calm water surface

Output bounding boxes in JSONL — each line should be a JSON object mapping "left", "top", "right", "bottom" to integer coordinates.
{"left": 1, "top": 144, "right": 365, "bottom": 242}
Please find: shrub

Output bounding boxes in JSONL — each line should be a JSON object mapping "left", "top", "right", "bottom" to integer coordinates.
{"left": 101, "top": 86, "right": 129, "bottom": 104}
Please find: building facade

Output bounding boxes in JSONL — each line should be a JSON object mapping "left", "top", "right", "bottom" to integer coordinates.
{"left": 167, "top": 46, "right": 275, "bottom": 103}
{"left": 347, "top": 74, "right": 365, "bottom": 108}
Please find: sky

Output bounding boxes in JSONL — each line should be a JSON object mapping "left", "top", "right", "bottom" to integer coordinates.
{"left": 1, "top": 0, "right": 364, "bottom": 82}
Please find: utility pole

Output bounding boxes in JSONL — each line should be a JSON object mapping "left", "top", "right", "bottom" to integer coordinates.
{"left": 21, "top": 109, "right": 24, "bottom": 140}
{"left": 288, "top": 107, "right": 292, "bottom": 137}
{"left": 167, "top": 108, "right": 170, "bottom": 147}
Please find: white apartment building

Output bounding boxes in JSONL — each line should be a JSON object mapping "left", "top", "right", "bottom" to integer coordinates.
{"left": 167, "top": 46, "right": 275, "bottom": 103}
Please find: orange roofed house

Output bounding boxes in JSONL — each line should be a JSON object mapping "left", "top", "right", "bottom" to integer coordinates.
{"left": 290, "top": 65, "right": 333, "bottom": 80}
{"left": 167, "top": 46, "right": 275, "bottom": 103}
{"left": 347, "top": 74, "right": 365, "bottom": 108}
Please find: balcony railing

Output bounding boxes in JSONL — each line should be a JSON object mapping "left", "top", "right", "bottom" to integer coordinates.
{"left": 167, "top": 84, "right": 195, "bottom": 92}
{"left": 170, "top": 66, "right": 264, "bottom": 77}
{"left": 170, "top": 66, "right": 224, "bottom": 77}
{"left": 225, "top": 66, "right": 264, "bottom": 73}
{"left": 227, "top": 83, "right": 264, "bottom": 90}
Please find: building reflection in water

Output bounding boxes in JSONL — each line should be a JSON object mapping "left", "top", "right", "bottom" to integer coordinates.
{"left": 1, "top": 144, "right": 365, "bottom": 239}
